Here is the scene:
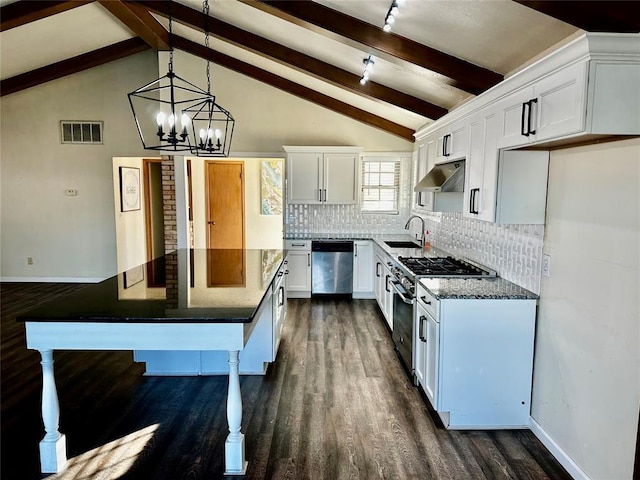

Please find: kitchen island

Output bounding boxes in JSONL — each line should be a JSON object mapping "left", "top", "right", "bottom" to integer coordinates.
{"left": 17, "top": 248, "right": 285, "bottom": 476}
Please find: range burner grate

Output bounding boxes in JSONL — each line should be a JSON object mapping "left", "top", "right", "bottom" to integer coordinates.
{"left": 398, "top": 256, "right": 494, "bottom": 277}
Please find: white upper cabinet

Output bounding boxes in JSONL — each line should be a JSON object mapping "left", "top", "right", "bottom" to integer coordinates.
{"left": 498, "top": 62, "right": 588, "bottom": 149}
{"left": 435, "top": 119, "right": 468, "bottom": 164}
{"left": 284, "top": 146, "right": 361, "bottom": 205}
{"left": 414, "top": 138, "right": 436, "bottom": 210}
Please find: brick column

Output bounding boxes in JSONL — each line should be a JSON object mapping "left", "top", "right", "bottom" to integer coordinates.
{"left": 161, "top": 155, "right": 177, "bottom": 254}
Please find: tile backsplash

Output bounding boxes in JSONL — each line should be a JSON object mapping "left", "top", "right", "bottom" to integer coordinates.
{"left": 408, "top": 211, "right": 544, "bottom": 294}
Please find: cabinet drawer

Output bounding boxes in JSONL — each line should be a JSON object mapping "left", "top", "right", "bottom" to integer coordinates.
{"left": 416, "top": 285, "right": 438, "bottom": 318}
{"left": 285, "top": 240, "right": 311, "bottom": 250}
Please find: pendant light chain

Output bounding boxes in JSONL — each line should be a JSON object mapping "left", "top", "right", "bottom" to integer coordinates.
{"left": 203, "top": 0, "right": 211, "bottom": 93}
{"left": 168, "top": 0, "right": 174, "bottom": 73}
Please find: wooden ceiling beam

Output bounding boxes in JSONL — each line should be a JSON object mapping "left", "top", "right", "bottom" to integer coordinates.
{"left": 135, "top": 0, "right": 446, "bottom": 120}
{"left": 171, "top": 35, "right": 415, "bottom": 142}
{"left": 0, "top": 0, "right": 93, "bottom": 32}
{"left": 0, "top": 38, "right": 149, "bottom": 97}
{"left": 514, "top": 1, "right": 640, "bottom": 33}
{"left": 241, "top": 0, "right": 503, "bottom": 95}
{"left": 98, "top": 1, "right": 170, "bottom": 50}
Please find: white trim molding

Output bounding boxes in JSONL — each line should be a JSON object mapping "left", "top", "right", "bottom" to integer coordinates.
{"left": 529, "top": 417, "right": 590, "bottom": 480}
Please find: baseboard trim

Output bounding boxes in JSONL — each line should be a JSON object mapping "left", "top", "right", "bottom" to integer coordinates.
{"left": 529, "top": 417, "right": 590, "bottom": 480}
{"left": 0, "top": 277, "right": 104, "bottom": 283}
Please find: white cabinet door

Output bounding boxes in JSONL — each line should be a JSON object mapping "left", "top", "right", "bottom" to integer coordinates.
{"left": 497, "top": 86, "right": 534, "bottom": 149}
{"left": 415, "top": 137, "right": 437, "bottom": 210}
{"left": 382, "top": 263, "right": 394, "bottom": 330}
{"left": 424, "top": 311, "right": 440, "bottom": 409}
{"left": 534, "top": 61, "right": 587, "bottom": 142}
{"left": 287, "top": 153, "right": 322, "bottom": 204}
{"left": 353, "top": 241, "right": 374, "bottom": 296}
{"left": 463, "top": 107, "right": 499, "bottom": 222}
{"left": 415, "top": 302, "right": 428, "bottom": 389}
{"left": 498, "top": 62, "right": 587, "bottom": 148}
{"left": 285, "top": 249, "right": 311, "bottom": 297}
{"left": 324, "top": 153, "right": 359, "bottom": 204}
{"left": 435, "top": 120, "right": 467, "bottom": 164}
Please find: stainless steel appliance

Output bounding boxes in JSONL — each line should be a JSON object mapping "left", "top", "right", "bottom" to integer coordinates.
{"left": 311, "top": 240, "right": 354, "bottom": 295}
{"left": 388, "top": 254, "right": 495, "bottom": 375}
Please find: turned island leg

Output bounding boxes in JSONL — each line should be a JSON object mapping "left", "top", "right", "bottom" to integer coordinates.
{"left": 38, "top": 350, "right": 67, "bottom": 473}
{"left": 224, "top": 350, "right": 247, "bottom": 475}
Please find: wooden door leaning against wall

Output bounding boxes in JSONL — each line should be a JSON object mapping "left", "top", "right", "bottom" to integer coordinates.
{"left": 205, "top": 161, "right": 245, "bottom": 287}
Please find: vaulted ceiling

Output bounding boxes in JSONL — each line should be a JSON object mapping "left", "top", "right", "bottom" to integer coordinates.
{"left": 1, "top": 0, "right": 638, "bottom": 141}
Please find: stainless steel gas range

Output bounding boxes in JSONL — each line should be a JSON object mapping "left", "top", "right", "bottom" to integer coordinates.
{"left": 389, "top": 254, "right": 496, "bottom": 375}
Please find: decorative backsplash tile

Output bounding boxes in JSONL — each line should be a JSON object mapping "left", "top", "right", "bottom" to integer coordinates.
{"left": 408, "top": 210, "right": 544, "bottom": 294}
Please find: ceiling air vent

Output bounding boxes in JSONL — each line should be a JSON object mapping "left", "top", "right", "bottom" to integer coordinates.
{"left": 60, "top": 121, "right": 103, "bottom": 144}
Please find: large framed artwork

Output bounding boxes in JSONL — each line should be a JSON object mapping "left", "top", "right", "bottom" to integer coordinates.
{"left": 119, "top": 166, "right": 141, "bottom": 212}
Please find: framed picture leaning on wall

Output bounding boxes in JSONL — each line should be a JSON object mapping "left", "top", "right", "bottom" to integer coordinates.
{"left": 119, "top": 166, "right": 140, "bottom": 212}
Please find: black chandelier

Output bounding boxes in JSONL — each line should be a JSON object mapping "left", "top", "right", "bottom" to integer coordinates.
{"left": 186, "top": 0, "right": 234, "bottom": 157}
{"left": 127, "top": 0, "right": 234, "bottom": 156}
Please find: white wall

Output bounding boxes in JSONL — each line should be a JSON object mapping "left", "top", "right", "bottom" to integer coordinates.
{"left": 0, "top": 51, "right": 158, "bottom": 281}
{"left": 532, "top": 138, "right": 639, "bottom": 480}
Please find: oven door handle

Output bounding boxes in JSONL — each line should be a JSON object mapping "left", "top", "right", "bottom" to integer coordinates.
{"left": 391, "top": 280, "right": 415, "bottom": 305}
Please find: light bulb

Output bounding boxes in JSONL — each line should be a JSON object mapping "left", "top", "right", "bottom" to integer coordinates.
{"left": 199, "top": 129, "right": 206, "bottom": 142}
{"left": 386, "top": 14, "right": 395, "bottom": 24}
{"left": 181, "top": 113, "right": 189, "bottom": 127}
{"left": 168, "top": 113, "right": 175, "bottom": 127}
{"left": 215, "top": 129, "right": 221, "bottom": 139}
{"left": 156, "top": 112, "right": 165, "bottom": 126}
{"left": 390, "top": 6, "right": 399, "bottom": 16}
{"left": 207, "top": 128, "right": 214, "bottom": 140}
{"left": 383, "top": 23, "right": 392, "bottom": 32}
{"left": 360, "top": 77, "right": 367, "bottom": 85}
{"left": 365, "top": 60, "right": 374, "bottom": 73}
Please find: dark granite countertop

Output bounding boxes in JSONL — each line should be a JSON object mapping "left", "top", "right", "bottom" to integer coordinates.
{"left": 419, "top": 277, "right": 538, "bottom": 300}
{"left": 285, "top": 233, "right": 536, "bottom": 300}
{"left": 18, "top": 249, "right": 285, "bottom": 324}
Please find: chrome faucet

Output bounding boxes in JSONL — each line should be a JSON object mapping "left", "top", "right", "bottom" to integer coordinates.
{"left": 404, "top": 215, "right": 425, "bottom": 246}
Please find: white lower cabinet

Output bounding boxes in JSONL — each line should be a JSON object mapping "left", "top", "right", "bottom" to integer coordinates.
{"left": 415, "top": 282, "right": 536, "bottom": 429}
{"left": 137, "top": 288, "right": 276, "bottom": 376}
{"left": 285, "top": 240, "right": 311, "bottom": 298}
{"left": 353, "top": 240, "right": 374, "bottom": 298}
{"left": 374, "top": 249, "right": 393, "bottom": 330}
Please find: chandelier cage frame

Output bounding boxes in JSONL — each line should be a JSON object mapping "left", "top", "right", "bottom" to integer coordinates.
{"left": 127, "top": 0, "right": 235, "bottom": 156}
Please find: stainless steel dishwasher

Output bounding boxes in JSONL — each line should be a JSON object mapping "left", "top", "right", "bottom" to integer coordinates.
{"left": 311, "top": 240, "right": 354, "bottom": 295}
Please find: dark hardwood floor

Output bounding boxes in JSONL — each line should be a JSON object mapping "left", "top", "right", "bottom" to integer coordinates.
{"left": 1, "top": 282, "right": 571, "bottom": 480}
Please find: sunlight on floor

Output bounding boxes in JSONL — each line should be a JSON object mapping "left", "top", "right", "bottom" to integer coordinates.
{"left": 45, "top": 424, "right": 160, "bottom": 480}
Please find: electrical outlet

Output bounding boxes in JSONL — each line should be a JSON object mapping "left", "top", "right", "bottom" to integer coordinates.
{"left": 65, "top": 189, "right": 78, "bottom": 196}
{"left": 27, "top": 257, "right": 33, "bottom": 265}
{"left": 542, "top": 254, "right": 551, "bottom": 277}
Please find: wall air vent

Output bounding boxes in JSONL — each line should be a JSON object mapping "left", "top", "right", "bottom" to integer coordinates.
{"left": 60, "top": 121, "right": 103, "bottom": 144}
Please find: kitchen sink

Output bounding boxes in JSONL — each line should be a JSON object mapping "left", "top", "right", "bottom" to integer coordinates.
{"left": 384, "top": 241, "right": 422, "bottom": 249}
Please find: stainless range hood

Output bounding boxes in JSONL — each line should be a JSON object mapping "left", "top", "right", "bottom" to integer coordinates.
{"left": 414, "top": 160, "right": 465, "bottom": 193}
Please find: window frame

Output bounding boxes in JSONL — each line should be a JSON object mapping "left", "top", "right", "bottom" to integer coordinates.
{"left": 360, "top": 157, "right": 401, "bottom": 214}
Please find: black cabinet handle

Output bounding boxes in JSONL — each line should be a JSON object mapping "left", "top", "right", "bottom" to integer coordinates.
{"left": 469, "top": 188, "right": 480, "bottom": 215}
{"left": 385, "top": 275, "right": 391, "bottom": 293}
{"left": 419, "top": 315, "right": 426, "bottom": 342}
{"left": 376, "top": 262, "right": 381, "bottom": 277}
{"left": 521, "top": 101, "right": 528, "bottom": 136}
{"left": 291, "top": 243, "right": 305, "bottom": 247}
{"left": 420, "top": 296, "right": 432, "bottom": 305}
{"left": 354, "top": 243, "right": 358, "bottom": 257}
{"left": 307, "top": 253, "right": 310, "bottom": 267}
{"left": 528, "top": 98, "right": 537, "bottom": 135}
